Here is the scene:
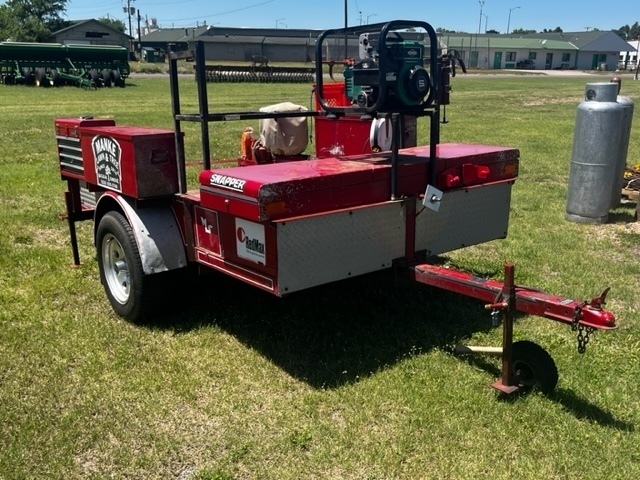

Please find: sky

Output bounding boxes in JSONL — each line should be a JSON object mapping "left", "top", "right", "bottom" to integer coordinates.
{"left": 61, "top": 0, "right": 638, "bottom": 35}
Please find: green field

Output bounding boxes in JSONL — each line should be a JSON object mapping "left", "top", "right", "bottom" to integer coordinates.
{"left": 1, "top": 74, "right": 639, "bottom": 479}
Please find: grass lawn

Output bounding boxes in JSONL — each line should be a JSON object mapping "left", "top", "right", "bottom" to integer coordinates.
{"left": 1, "top": 73, "right": 639, "bottom": 479}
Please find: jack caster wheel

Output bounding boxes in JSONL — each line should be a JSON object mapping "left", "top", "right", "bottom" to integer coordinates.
{"left": 511, "top": 340, "right": 558, "bottom": 394}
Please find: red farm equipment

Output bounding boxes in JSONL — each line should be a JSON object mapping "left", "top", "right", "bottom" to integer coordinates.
{"left": 55, "top": 21, "right": 616, "bottom": 395}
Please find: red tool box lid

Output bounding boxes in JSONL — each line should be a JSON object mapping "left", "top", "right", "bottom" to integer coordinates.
{"left": 400, "top": 143, "right": 520, "bottom": 166}
{"left": 198, "top": 143, "right": 519, "bottom": 222}
{"left": 199, "top": 156, "right": 393, "bottom": 221}
{"left": 79, "top": 125, "right": 175, "bottom": 139}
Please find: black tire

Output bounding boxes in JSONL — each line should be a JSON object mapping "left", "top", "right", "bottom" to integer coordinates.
{"left": 89, "top": 69, "right": 100, "bottom": 87}
{"left": 112, "top": 69, "right": 124, "bottom": 87}
{"left": 96, "top": 211, "right": 150, "bottom": 322}
{"left": 101, "top": 68, "right": 113, "bottom": 87}
{"left": 21, "top": 67, "right": 34, "bottom": 85}
{"left": 51, "top": 68, "right": 61, "bottom": 87}
{"left": 35, "top": 68, "right": 49, "bottom": 87}
{"left": 510, "top": 340, "right": 559, "bottom": 394}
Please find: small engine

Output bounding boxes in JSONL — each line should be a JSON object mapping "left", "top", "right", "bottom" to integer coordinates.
{"left": 351, "top": 32, "right": 431, "bottom": 112}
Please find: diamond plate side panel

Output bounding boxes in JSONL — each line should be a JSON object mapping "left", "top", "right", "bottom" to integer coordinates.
{"left": 277, "top": 202, "right": 406, "bottom": 294}
{"left": 415, "top": 182, "right": 513, "bottom": 256}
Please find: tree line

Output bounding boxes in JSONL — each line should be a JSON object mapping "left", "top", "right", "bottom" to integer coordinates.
{"left": 2, "top": 0, "right": 639, "bottom": 43}
{"left": 0, "top": 0, "right": 125, "bottom": 43}
{"left": 439, "top": 22, "right": 640, "bottom": 40}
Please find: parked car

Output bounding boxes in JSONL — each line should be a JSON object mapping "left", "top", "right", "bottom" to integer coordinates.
{"left": 517, "top": 59, "right": 536, "bottom": 69}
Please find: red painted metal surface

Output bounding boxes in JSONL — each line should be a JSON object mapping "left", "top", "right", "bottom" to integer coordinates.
{"left": 315, "top": 116, "right": 373, "bottom": 157}
{"left": 193, "top": 209, "right": 280, "bottom": 294}
{"left": 313, "top": 83, "right": 374, "bottom": 157}
{"left": 55, "top": 117, "right": 116, "bottom": 139}
{"left": 314, "top": 82, "right": 350, "bottom": 109}
{"left": 401, "top": 144, "right": 519, "bottom": 189}
{"left": 199, "top": 143, "right": 519, "bottom": 222}
{"left": 79, "top": 125, "right": 179, "bottom": 199}
{"left": 408, "top": 264, "right": 617, "bottom": 330}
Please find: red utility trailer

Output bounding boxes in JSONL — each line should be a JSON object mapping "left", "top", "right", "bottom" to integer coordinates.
{"left": 55, "top": 21, "right": 616, "bottom": 394}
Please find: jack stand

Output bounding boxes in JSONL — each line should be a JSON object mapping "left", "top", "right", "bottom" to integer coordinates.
{"left": 454, "top": 263, "right": 521, "bottom": 394}
{"left": 490, "top": 263, "right": 520, "bottom": 394}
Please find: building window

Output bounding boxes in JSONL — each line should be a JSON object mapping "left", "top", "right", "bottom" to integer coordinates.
{"left": 506, "top": 52, "right": 516, "bottom": 62}
{"left": 528, "top": 51, "right": 537, "bottom": 60}
{"left": 562, "top": 53, "right": 570, "bottom": 62}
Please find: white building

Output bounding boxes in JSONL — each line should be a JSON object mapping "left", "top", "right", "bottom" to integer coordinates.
{"left": 619, "top": 40, "right": 640, "bottom": 70}
{"left": 441, "top": 30, "right": 634, "bottom": 71}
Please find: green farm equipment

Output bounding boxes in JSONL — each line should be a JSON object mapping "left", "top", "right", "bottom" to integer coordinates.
{"left": 0, "top": 42, "right": 130, "bottom": 88}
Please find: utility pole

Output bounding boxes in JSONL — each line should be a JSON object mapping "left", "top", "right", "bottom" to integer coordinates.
{"left": 123, "top": 0, "right": 136, "bottom": 58}
{"left": 507, "top": 6, "right": 520, "bottom": 35}
{"left": 137, "top": 9, "right": 142, "bottom": 56}
{"left": 344, "top": 0, "right": 348, "bottom": 60}
{"left": 635, "top": 37, "right": 640, "bottom": 80}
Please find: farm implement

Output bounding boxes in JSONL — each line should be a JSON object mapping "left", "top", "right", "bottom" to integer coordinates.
{"left": 1, "top": 42, "right": 129, "bottom": 88}
{"left": 54, "top": 20, "right": 617, "bottom": 395}
{"left": 202, "top": 55, "right": 315, "bottom": 83}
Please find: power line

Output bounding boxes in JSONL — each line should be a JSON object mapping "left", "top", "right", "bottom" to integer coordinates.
{"left": 155, "top": 0, "right": 276, "bottom": 23}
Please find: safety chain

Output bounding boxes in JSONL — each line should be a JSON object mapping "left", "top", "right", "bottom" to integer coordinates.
{"left": 576, "top": 324, "right": 596, "bottom": 354}
{"left": 490, "top": 309, "right": 501, "bottom": 327}
{"left": 489, "top": 292, "right": 504, "bottom": 327}
{"left": 571, "top": 302, "right": 593, "bottom": 354}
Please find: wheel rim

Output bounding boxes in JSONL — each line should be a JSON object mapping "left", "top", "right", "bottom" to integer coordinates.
{"left": 512, "top": 360, "right": 536, "bottom": 387}
{"left": 102, "top": 233, "right": 131, "bottom": 305}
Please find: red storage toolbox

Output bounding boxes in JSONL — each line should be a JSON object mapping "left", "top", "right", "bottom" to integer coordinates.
{"left": 79, "top": 125, "right": 179, "bottom": 198}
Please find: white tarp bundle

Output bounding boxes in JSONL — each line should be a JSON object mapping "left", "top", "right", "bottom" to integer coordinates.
{"left": 258, "top": 102, "right": 308, "bottom": 155}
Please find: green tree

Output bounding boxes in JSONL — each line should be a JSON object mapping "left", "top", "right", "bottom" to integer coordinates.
{"left": 511, "top": 28, "right": 537, "bottom": 34}
{"left": 615, "top": 24, "right": 630, "bottom": 39}
{"left": 0, "top": 0, "right": 69, "bottom": 42}
{"left": 615, "top": 22, "right": 640, "bottom": 40}
{"left": 436, "top": 27, "right": 460, "bottom": 34}
{"left": 99, "top": 16, "right": 126, "bottom": 34}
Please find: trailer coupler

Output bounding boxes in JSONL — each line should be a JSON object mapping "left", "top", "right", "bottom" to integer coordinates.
{"left": 406, "top": 262, "right": 617, "bottom": 394}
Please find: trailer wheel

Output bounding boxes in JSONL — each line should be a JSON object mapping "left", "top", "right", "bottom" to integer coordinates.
{"left": 510, "top": 341, "right": 558, "bottom": 394}
{"left": 97, "top": 211, "right": 150, "bottom": 322}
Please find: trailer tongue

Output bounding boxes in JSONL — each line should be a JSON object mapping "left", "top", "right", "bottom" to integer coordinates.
{"left": 55, "top": 20, "right": 616, "bottom": 395}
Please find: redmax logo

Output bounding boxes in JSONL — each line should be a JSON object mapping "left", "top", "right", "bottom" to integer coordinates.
{"left": 237, "top": 227, "right": 246, "bottom": 242}
{"left": 235, "top": 219, "right": 266, "bottom": 263}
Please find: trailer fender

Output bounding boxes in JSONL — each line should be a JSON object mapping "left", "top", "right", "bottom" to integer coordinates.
{"left": 95, "top": 193, "right": 187, "bottom": 275}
